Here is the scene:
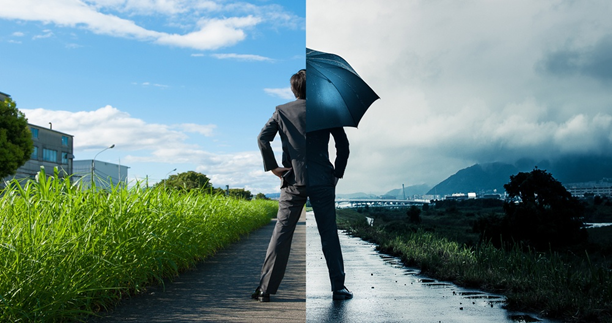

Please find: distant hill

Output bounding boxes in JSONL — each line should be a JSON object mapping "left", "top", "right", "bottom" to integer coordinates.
{"left": 428, "top": 155, "right": 612, "bottom": 196}
{"left": 337, "top": 192, "right": 378, "bottom": 199}
{"left": 267, "top": 192, "right": 378, "bottom": 199}
{"left": 384, "top": 184, "right": 431, "bottom": 199}
{"left": 427, "top": 162, "right": 519, "bottom": 196}
{"left": 265, "top": 192, "right": 280, "bottom": 199}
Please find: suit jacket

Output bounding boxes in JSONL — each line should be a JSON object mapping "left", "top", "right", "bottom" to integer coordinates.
{"left": 258, "top": 99, "right": 349, "bottom": 187}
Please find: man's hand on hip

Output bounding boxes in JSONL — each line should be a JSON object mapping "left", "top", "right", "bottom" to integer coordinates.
{"left": 271, "top": 167, "right": 292, "bottom": 178}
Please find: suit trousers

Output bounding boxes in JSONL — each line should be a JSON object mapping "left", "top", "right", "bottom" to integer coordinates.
{"left": 258, "top": 184, "right": 345, "bottom": 294}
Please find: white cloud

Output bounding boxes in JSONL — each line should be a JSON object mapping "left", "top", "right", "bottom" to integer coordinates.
{"left": 156, "top": 16, "right": 261, "bottom": 50}
{"left": 175, "top": 123, "right": 216, "bottom": 136}
{"left": 32, "top": 29, "right": 54, "bottom": 39}
{"left": 264, "top": 87, "right": 294, "bottom": 100}
{"left": 21, "top": 105, "right": 280, "bottom": 193}
{"left": 211, "top": 52, "right": 272, "bottom": 61}
{"left": 85, "top": 0, "right": 219, "bottom": 15}
{"left": 0, "top": 0, "right": 293, "bottom": 51}
{"left": 12, "top": 31, "right": 24, "bottom": 37}
{"left": 132, "top": 81, "right": 169, "bottom": 88}
{"left": 191, "top": 53, "right": 204, "bottom": 57}
{"left": 22, "top": 105, "right": 187, "bottom": 150}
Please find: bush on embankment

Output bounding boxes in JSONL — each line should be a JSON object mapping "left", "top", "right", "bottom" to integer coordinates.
{"left": 337, "top": 209, "right": 612, "bottom": 323}
{"left": 0, "top": 171, "right": 277, "bottom": 322}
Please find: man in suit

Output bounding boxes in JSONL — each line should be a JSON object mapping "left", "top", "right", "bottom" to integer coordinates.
{"left": 252, "top": 69, "right": 353, "bottom": 302}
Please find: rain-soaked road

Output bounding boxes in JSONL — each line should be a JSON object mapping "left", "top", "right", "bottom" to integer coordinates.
{"left": 306, "top": 211, "right": 556, "bottom": 323}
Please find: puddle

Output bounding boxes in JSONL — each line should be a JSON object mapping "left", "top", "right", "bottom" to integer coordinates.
{"left": 510, "top": 314, "right": 541, "bottom": 322}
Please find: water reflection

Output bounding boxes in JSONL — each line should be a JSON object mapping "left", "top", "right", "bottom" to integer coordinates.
{"left": 306, "top": 211, "right": 557, "bottom": 323}
{"left": 585, "top": 222, "right": 612, "bottom": 228}
{"left": 319, "top": 301, "right": 350, "bottom": 323}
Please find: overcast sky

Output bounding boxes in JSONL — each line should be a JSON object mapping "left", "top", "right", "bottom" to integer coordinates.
{"left": 308, "top": 0, "right": 612, "bottom": 194}
{"left": 2, "top": 1, "right": 612, "bottom": 195}
{"left": 1, "top": 0, "right": 304, "bottom": 194}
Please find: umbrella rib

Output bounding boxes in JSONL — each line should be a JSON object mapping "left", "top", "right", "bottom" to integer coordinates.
{"left": 307, "top": 48, "right": 379, "bottom": 131}
{"left": 318, "top": 65, "right": 367, "bottom": 125}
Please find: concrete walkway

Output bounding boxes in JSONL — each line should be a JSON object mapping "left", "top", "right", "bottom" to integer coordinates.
{"left": 306, "top": 211, "right": 554, "bottom": 323}
{"left": 90, "top": 211, "right": 306, "bottom": 322}
{"left": 91, "top": 209, "right": 555, "bottom": 322}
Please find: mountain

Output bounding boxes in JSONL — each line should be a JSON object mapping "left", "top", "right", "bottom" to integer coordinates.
{"left": 384, "top": 184, "right": 431, "bottom": 199}
{"left": 268, "top": 192, "right": 377, "bottom": 199}
{"left": 265, "top": 192, "right": 281, "bottom": 199}
{"left": 427, "top": 162, "right": 519, "bottom": 196}
{"left": 337, "top": 192, "right": 378, "bottom": 199}
{"left": 427, "top": 155, "right": 612, "bottom": 196}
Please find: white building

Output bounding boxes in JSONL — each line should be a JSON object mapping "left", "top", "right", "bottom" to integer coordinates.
{"left": 73, "top": 160, "right": 129, "bottom": 189}
{"left": 565, "top": 180, "right": 612, "bottom": 197}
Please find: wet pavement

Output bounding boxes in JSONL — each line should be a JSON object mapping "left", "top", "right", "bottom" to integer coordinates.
{"left": 306, "top": 211, "right": 555, "bottom": 323}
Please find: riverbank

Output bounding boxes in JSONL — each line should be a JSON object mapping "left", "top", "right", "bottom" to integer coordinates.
{"left": 336, "top": 208, "right": 612, "bottom": 323}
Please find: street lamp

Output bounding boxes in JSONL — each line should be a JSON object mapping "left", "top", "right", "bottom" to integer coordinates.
{"left": 166, "top": 168, "right": 177, "bottom": 177}
{"left": 91, "top": 144, "right": 115, "bottom": 188}
{"left": 164, "top": 168, "right": 177, "bottom": 188}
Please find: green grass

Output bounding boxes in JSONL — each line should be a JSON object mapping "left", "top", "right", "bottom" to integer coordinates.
{"left": 0, "top": 169, "right": 277, "bottom": 322}
{"left": 338, "top": 207, "right": 612, "bottom": 323}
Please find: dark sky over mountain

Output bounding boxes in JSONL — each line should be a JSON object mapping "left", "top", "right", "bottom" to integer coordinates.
{"left": 428, "top": 155, "right": 612, "bottom": 196}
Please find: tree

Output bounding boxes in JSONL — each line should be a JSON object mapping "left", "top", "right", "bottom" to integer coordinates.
{"left": 254, "top": 193, "right": 269, "bottom": 200}
{"left": 157, "top": 171, "right": 212, "bottom": 192}
{"left": 0, "top": 97, "right": 34, "bottom": 179}
{"left": 476, "top": 168, "right": 587, "bottom": 250}
{"left": 229, "top": 188, "right": 253, "bottom": 200}
{"left": 406, "top": 205, "right": 422, "bottom": 224}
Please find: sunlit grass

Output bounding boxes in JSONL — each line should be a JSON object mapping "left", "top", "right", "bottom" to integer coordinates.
{"left": 0, "top": 169, "right": 277, "bottom": 322}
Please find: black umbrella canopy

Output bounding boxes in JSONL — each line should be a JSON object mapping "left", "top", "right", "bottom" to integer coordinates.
{"left": 306, "top": 48, "right": 379, "bottom": 132}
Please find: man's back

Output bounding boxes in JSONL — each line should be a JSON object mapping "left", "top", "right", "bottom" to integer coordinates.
{"left": 254, "top": 69, "right": 352, "bottom": 301}
{"left": 307, "top": 128, "right": 349, "bottom": 187}
{"left": 258, "top": 99, "right": 306, "bottom": 185}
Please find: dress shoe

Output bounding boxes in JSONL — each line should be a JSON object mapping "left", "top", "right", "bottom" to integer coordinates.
{"left": 332, "top": 286, "right": 353, "bottom": 300}
{"left": 251, "top": 288, "right": 270, "bottom": 302}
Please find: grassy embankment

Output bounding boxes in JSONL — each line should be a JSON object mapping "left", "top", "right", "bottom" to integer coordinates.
{"left": 0, "top": 171, "right": 277, "bottom": 322}
{"left": 337, "top": 200, "right": 612, "bottom": 323}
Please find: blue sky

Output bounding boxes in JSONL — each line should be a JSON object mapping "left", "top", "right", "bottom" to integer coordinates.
{"left": 3, "top": 1, "right": 612, "bottom": 196}
{"left": 1, "top": 0, "right": 304, "bottom": 194}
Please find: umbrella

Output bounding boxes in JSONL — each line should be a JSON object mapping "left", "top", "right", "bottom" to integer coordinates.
{"left": 306, "top": 48, "right": 379, "bottom": 132}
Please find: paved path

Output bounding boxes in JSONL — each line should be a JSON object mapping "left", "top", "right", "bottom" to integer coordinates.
{"left": 91, "top": 209, "right": 555, "bottom": 323}
{"left": 306, "top": 211, "right": 555, "bottom": 323}
{"left": 90, "top": 211, "right": 305, "bottom": 322}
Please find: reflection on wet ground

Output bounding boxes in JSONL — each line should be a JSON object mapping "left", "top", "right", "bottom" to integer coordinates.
{"left": 306, "top": 212, "right": 557, "bottom": 323}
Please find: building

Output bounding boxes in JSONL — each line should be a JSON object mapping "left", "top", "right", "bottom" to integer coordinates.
{"left": 565, "top": 180, "right": 612, "bottom": 197}
{"left": 2, "top": 91, "right": 74, "bottom": 185}
{"left": 73, "top": 159, "right": 129, "bottom": 189}
{"left": 2, "top": 123, "right": 75, "bottom": 185}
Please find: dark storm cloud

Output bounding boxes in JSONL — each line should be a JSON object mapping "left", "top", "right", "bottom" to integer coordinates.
{"left": 539, "top": 35, "right": 612, "bottom": 82}
{"left": 310, "top": 0, "right": 612, "bottom": 194}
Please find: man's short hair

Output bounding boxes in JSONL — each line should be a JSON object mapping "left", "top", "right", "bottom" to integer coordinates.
{"left": 291, "top": 69, "right": 306, "bottom": 99}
